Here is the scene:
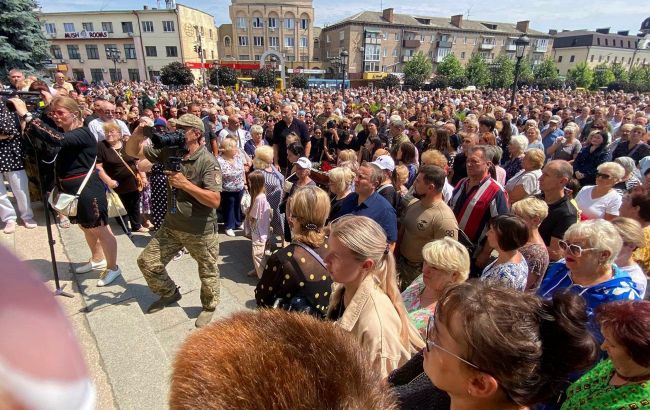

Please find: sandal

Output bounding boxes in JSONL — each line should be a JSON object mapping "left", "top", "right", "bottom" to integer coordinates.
{"left": 58, "top": 216, "right": 71, "bottom": 229}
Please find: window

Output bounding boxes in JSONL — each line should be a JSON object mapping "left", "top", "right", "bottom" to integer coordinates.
{"left": 124, "top": 44, "right": 136, "bottom": 59}
{"left": 383, "top": 31, "right": 388, "bottom": 40}
{"left": 224, "top": 37, "right": 231, "bottom": 47}
{"left": 50, "top": 45, "right": 62, "bottom": 59}
{"left": 364, "top": 44, "right": 380, "bottom": 61}
{"left": 569, "top": 55, "right": 575, "bottom": 62}
{"left": 45, "top": 23, "right": 56, "bottom": 34}
{"left": 90, "top": 69, "right": 104, "bottom": 83}
{"left": 142, "top": 21, "right": 154, "bottom": 32}
{"left": 67, "top": 45, "right": 80, "bottom": 59}
{"left": 72, "top": 69, "right": 84, "bottom": 81}
{"left": 607, "top": 55, "right": 610, "bottom": 62}
{"left": 614, "top": 56, "right": 618, "bottom": 63}
{"left": 239, "top": 54, "right": 250, "bottom": 60}
{"left": 253, "top": 36, "right": 264, "bottom": 46}
{"left": 82, "top": 22, "right": 93, "bottom": 31}
{"left": 392, "top": 48, "right": 398, "bottom": 57}
{"left": 121, "top": 22, "right": 133, "bottom": 33}
{"left": 237, "top": 17, "right": 247, "bottom": 28}
{"left": 101, "top": 22, "right": 113, "bottom": 33}
{"left": 605, "top": 38, "right": 608, "bottom": 46}
{"left": 238, "top": 36, "right": 248, "bottom": 46}
{"left": 460, "top": 51, "right": 465, "bottom": 59}
{"left": 300, "top": 36, "right": 308, "bottom": 48}
{"left": 286, "top": 55, "right": 295, "bottom": 62}
{"left": 285, "top": 18, "right": 294, "bottom": 29}
{"left": 145, "top": 46, "right": 157, "bottom": 57}
{"left": 109, "top": 68, "right": 122, "bottom": 82}
{"left": 383, "top": 48, "right": 387, "bottom": 57}
{"left": 209, "top": 29, "right": 212, "bottom": 39}
{"left": 284, "top": 36, "right": 295, "bottom": 47}
{"left": 597, "top": 38, "right": 601, "bottom": 45}
{"left": 339, "top": 31, "right": 344, "bottom": 41}
{"left": 300, "top": 54, "right": 308, "bottom": 62}
{"left": 268, "top": 17, "right": 277, "bottom": 28}
{"left": 162, "top": 21, "right": 175, "bottom": 32}
{"left": 104, "top": 44, "right": 117, "bottom": 56}
{"left": 365, "top": 62, "right": 380, "bottom": 71}
{"left": 394, "top": 32, "right": 400, "bottom": 40}
{"left": 63, "top": 23, "right": 75, "bottom": 33}
{"left": 128, "top": 69, "right": 140, "bottom": 81}
{"left": 254, "top": 54, "right": 261, "bottom": 60}
{"left": 165, "top": 46, "right": 178, "bottom": 57}
{"left": 326, "top": 34, "right": 330, "bottom": 43}
{"left": 558, "top": 56, "right": 563, "bottom": 62}
{"left": 85, "top": 45, "right": 99, "bottom": 59}
{"left": 599, "top": 55, "right": 603, "bottom": 62}
{"left": 300, "top": 18, "right": 308, "bottom": 30}
{"left": 269, "top": 36, "right": 279, "bottom": 47}
{"left": 252, "top": 17, "right": 263, "bottom": 28}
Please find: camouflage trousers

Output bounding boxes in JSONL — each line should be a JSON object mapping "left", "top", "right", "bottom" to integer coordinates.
{"left": 396, "top": 254, "right": 423, "bottom": 292}
{"left": 137, "top": 223, "right": 220, "bottom": 310}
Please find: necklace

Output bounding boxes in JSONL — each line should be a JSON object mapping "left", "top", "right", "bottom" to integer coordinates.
{"left": 615, "top": 370, "right": 650, "bottom": 383}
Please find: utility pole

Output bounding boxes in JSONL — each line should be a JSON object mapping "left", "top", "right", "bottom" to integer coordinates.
{"left": 194, "top": 25, "right": 207, "bottom": 87}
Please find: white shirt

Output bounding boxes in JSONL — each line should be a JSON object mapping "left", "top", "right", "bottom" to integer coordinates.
{"left": 574, "top": 186, "right": 622, "bottom": 220}
{"left": 218, "top": 127, "right": 250, "bottom": 151}
{"left": 619, "top": 263, "right": 647, "bottom": 298}
{"left": 88, "top": 118, "right": 130, "bottom": 142}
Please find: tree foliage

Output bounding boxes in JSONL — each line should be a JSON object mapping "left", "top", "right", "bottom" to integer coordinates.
{"left": 592, "top": 64, "right": 616, "bottom": 89}
{"left": 516, "top": 57, "right": 535, "bottom": 86}
{"left": 252, "top": 67, "right": 276, "bottom": 88}
{"left": 403, "top": 52, "right": 433, "bottom": 89}
{"left": 160, "top": 62, "right": 194, "bottom": 86}
{"left": 533, "top": 58, "right": 559, "bottom": 80}
{"left": 377, "top": 74, "right": 401, "bottom": 89}
{"left": 567, "top": 62, "right": 594, "bottom": 89}
{"left": 465, "top": 55, "right": 490, "bottom": 87}
{"left": 290, "top": 74, "right": 308, "bottom": 88}
{"left": 0, "top": 0, "right": 50, "bottom": 74}
{"left": 492, "top": 55, "right": 515, "bottom": 88}
{"left": 209, "top": 66, "right": 237, "bottom": 87}
{"left": 436, "top": 54, "right": 464, "bottom": 79}
{"left": 610, "top": 63, "right": 629, "bottom": 83}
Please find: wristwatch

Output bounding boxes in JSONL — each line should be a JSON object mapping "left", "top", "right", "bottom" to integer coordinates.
{"left": 21, "top": 112, "right": 33, "bottom": 122}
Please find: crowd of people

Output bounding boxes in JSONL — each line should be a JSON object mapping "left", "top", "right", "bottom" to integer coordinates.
{"left": 2, "top": 67, "right": 650, "bottom": 408}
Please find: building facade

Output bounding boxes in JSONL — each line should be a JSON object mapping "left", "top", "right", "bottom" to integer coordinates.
{"left": 552, "top": 24, "right": 650, "bottom": 75}
{"left": 40, "top": 2, "right": 218, "bottom": 83}
{"left": 217, "top": 0, "right": 321, "bottom": 70}
{"left": 320, "top": 9, "right": 553, "bottom": 82}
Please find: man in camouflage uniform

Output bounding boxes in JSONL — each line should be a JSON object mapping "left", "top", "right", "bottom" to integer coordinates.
{"left": 126, "top": 114, "right": 222, "bottom": 328}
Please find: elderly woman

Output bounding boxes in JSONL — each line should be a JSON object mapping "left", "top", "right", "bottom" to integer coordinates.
{"left": 503, "top": 134, "right": 528, "bottom": 182}
{"left": 243, "top": 124, "right": 267, "bottom": 159}
{"left": 255, "top": 186, "right": 332, "bottom": 317}
{"left": 575, "top": 161, "right": 624, "bottom": 221}
{"left": 400, "top": 237, "right": 470, "bottom": 338}
{"left": 538, "top": 220, "right": 642, "bottom": 340}
{"left": 252, "top": 145, "right": 285, "bottom": 249}
{"left": 562, "top": 300, "right": 650, "bottom": 409}
{"left": 548, "top": 122, "right": 582, "bottom": 162}
{"left": 511, "top": 198, "right": 550, "bottom": 290}
{"left": 217, "top": 136, "right": 246, "bottom": 237}
{"left": 612, "top": 124, "right": 650, "bottom": 164}
{"left": 481, "top": 215, "right": 529, "bottom": 290}
{"left": 525, "top": 126, "right": 544, "bottom": 151}
{"left": 611, "top": 217, "right": 648, "bottom": 298}
{"left": 613, "top": 156, "right": 642, "bottom": 195}
{"left": 574, "top": 130, "right": 611, "bottom": 187}
{"left": 620, "top": 186, "right": 650, "bottom": 277}
{"left": 327, "top": 166, "right": 354, "bottom": 222}
{"left": 504, "top": 148, "right": 544, "bottom": 204}
{"left": 326, "top": 216, "right": 424, "bottom": 378}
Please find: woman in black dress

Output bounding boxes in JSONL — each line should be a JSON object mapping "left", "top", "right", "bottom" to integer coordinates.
{"left": 11, "top": 96, "right": 122, "bottom": 287}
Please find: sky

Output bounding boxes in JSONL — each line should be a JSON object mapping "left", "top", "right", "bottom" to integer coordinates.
{"left": 39, "top": 0, "right": 649, "bottom": 34}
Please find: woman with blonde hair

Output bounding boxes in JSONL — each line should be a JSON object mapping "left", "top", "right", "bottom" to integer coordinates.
{"left": 504, "top": 148, "right": 545, "bottom": 204}
{"left": 574, "top": 161, "right": 625, "bottom": 220}
{"left": 252, "top": 145, "right": 284, "bottom": 248}
{"left": 610, "top": 217, "right": 647, "bottom": 298}
{"left": 325, "top": 215, "right": 424, "bottom": 378}
{"left": 218, "top": 136, "right": 246, "bottom": 237}
{"left": 511, "top": 197, "right": 550, "bottom": 290}
{"left": 255, "top": 186, "right": 332, "bottom": 317}
{"left": 327, "top": 166, "right": 354, "bottom": 222}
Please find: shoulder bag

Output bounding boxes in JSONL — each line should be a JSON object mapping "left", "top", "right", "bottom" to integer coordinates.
{"left": 112, "top": 147, "right": 144, "bottom": 192}
{"left": 48, "top": 159, "right": 96, "bottom": 217}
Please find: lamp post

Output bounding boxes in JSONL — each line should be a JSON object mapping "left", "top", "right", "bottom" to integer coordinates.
{"left": 510, "top": 34, "right": 530, "bottom": 107}
{"left": 194, "top": 25, "right": 207, "bottom": 87}
{"left": 106, "top": 47, "right": 121, "bottom": 82}
{"left": 269, "top": 55, "right": 278, "bottom": 88}
{"left": 340, "top": 49, "right": 349, "bottom": 92}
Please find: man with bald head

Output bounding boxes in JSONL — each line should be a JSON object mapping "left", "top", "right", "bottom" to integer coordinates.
{"left": 88, "top": 100, "right": 131, "bottom": 142}
{"left": 217, "top": 114, "right": 250, "bottom": 155}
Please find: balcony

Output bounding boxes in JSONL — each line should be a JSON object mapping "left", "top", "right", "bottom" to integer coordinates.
{"left": 434, "top": 49, "right": 452, "bottom": 62}
{"left": 534, "top": 45, "right": 548, "bottom": 53}
{"left": 505, "top": 43, "right": 517, "bottom": 52}
{"left": 402, "top": 55, "right": 413, "bottom": 62}
{"left": 479, "top": 42, "right": 495, "bottom": 50}
{"left": 365, "top": 37, "right": 381, "bottom": 44}
{"left": 437, "top": 40, "right": 452, "bottom": 48}
{"left": 402, "top": 39, "right": 421, "bottom": 48}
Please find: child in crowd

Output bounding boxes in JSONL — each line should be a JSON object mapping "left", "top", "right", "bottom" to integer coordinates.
{"left": 245, "top": 171, "right": 272, "bottom": 278}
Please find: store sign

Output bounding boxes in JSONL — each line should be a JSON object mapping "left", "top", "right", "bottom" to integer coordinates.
{"left": 64, "top": 30, "right": 109, "bottom": 39}
{"left": 363, "top": 72, "right": 388, "bottom": 80}
{"left": 185, "top": 62, "right": 214, "bottom": 69}
{"left": 286, "top": 68, "right": 326, "bottom": 74}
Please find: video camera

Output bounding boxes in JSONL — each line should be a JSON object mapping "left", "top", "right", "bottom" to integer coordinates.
{"left": 144, "top": 127, "right": 188, "bottom": 172}
{"left": 0, "top": 90, "right": 43, "bottom": 112}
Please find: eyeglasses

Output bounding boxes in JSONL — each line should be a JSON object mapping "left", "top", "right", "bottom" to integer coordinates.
{"left": 103, "top": 110, "right": 115, "bottom": 114}
{"left": 153, "top": 110, "right": 160, "bottom": 113}
{"left": 558, "top": 240, "right": 598, "bottom": 257}
{"left": 426, "top": 316, "right": 479, "bottom": 369}
{"left": 596, "top": 172, "right": 613, "bottom": 180}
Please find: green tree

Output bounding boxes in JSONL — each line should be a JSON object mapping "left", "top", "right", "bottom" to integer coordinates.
{"left": 592, "top": 64, "right": 615, "bottom": 89}
{"left": 465, "top": 55, "right": 490, "bottom": 87}
{"left": 290, "top": 74, "right": 308, "bottom": 88}
{"left": 160, "top": 62, "right": 194, "bottom": 86}
{"left": 610, "top": 63, "right": 629, "bottom": 83}
{"left": 493, "top": 55, "right": 515, "bottom": 88}
{"left": 436, "top": 54, "right": 464, "bottom": 79}
{"left": 629, "top": 66, "right": 650, "bottom": 86}
{"left": 0, "top": 0, "right": 50, "bottom": 74}
{"left": 567, "top": 62, "right": 594, "bottom": 88}
{"left": 533, "top": 58, "right": 559, "bottom": 80}
{"left": 252, "top": 67, "right": 276, "bottom": 88}
{"left": 403, "top": 52, "right": 433, "bottom": 89}
{"left": 377, "top": 74, "right": 401, "bottom": 89}
{"left": 209, "top": 66, "right": 237, "bottom": 87}
{"left": 516, "top": 57, "right": 535, "bottom": 86}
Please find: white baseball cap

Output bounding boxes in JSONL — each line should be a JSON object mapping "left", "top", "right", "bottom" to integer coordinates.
{"left": 295, "top": 157, "right": 312, "bottom": 169}
{"left": 372, "top": 155, "right": 395, "bottom": 172}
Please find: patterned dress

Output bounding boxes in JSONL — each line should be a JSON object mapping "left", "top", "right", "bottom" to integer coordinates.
{"left": 401, "top": 274, "right": 436, "bottom": 339}
{"left": 480, "top": 257, "right": 528, "bottom": 291}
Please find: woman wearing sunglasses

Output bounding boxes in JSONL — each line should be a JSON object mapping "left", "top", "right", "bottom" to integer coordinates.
{"left": 538, "top": 219, "right": 642, "bottom": 341}
{"left": 390, "top": 281, "right": 598, "bottom": 410}
{"left": 573, "top": 130, "right": 611, "bottom": 187}
{"left": 574, "top": 161, "right": 624, "bottom": 221}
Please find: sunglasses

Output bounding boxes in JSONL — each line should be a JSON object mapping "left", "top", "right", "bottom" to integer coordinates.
{"left": 558, "top": 240, "right": 597, "bottom": 257}
{"left": 596, "top": 172, "right": 613, "bottom": 180}
{"left": 426, "top": 316, "right": 479, "bottom": 369}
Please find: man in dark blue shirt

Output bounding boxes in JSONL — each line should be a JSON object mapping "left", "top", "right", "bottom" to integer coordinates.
{"left": 272, "top": 103, "right": 310, "bottom": 174}
{"left": 331, "top": 162, "right": 397, "bottom": 244}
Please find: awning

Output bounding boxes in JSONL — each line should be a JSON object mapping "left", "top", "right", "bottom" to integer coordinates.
{"left": 365, "top": 27, "right": 381, "bottom": 33}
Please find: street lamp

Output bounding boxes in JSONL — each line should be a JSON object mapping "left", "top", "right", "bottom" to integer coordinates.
{"left": 106, "top": 47, "right": 121, "bottom": 82}
{"left": 510, "top": 34, "right": 530, "bottom": 107}
{"left": 340, "top": 50, "right": 349, "bottom": 92}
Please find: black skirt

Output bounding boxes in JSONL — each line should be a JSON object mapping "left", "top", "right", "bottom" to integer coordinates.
{"left": 58, "top": 172, "right": 108, "bottom": 228}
